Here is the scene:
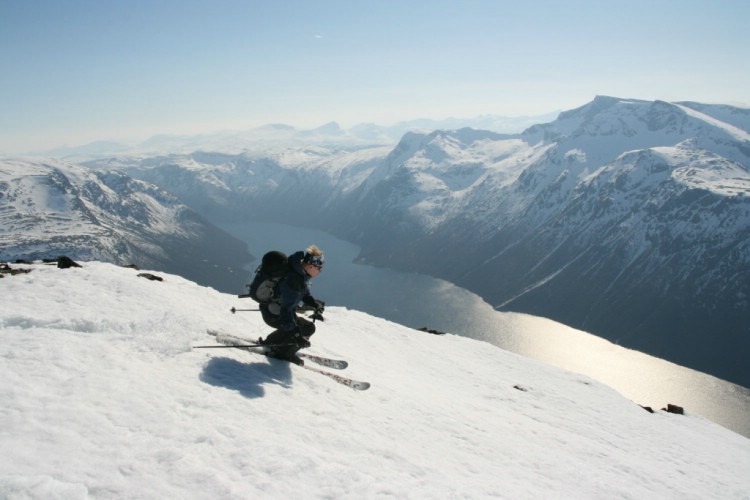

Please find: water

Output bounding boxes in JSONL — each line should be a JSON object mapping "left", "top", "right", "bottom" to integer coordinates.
{"left": 220, "top": 221, "right": 750, "bottom": 439}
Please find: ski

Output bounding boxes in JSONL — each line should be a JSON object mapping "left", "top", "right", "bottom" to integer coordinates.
{"left": 299, "top": 365, "right": 371, "bottom": 391}
{"left": 206, "top": 331, "right": 369, "bottom": 390}
{"left": 298, "top": 352, "right": 348, "bottom": 370}
{"left": 206, "top": 330, "right": 349, "bottom": 369}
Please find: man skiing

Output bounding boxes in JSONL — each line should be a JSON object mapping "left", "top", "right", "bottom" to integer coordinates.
{"left": 258, "top": 244, "right": 326, "bottom": 365}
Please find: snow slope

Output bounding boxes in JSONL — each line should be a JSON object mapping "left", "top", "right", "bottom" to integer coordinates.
{"left": 1, "top": 262, "right": 749, "bottom": 499}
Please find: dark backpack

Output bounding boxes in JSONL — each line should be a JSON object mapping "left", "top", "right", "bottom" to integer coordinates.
{"left": 247, "top": 251, "right": 290, "bottom": 304}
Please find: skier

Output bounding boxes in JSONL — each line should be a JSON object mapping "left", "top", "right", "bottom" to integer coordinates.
{"left": 259, "top": 244, "right": 326, "bottom": 365}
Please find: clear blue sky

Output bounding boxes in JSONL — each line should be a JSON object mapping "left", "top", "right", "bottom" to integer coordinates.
{"left": 2, "top": 0, "right": 749, "bottom": 153}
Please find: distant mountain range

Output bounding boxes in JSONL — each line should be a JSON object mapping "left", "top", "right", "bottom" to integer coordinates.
{"left": 78, "top": 96, "right": 750, "bottom": 388}
{"left": 29, "top": 112, "right": 559, "bottom": 160}
{"left": 0, "top": 159, "right": 251, "bottom": 292}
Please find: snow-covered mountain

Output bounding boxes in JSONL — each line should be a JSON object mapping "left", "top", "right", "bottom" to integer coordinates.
{"left": 0, "top": 159, "right": 251, "bottom": 292}
{"left": 349, "top": 97, "right": 750, "bottom": 380}
{"left": 88, "top": 96, "right": 750, "bottom": 389}
{"left": 341, "top": 97, "right": 750, "bottom": 387}
{"left": 2, "top": 261, "right": 749, "bottom": 498}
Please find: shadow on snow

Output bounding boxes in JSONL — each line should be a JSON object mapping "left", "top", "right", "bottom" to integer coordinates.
{"left": 199, "top": 356, "right": 294, "bottom": 398}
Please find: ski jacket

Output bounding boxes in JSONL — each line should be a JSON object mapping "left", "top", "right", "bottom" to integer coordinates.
{"left": 261, "top": 250, "right": 315, "bottom": 331}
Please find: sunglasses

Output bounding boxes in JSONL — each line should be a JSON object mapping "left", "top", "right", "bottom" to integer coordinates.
{"left": 305, "top": 255, "right": 324, "bottom": 270}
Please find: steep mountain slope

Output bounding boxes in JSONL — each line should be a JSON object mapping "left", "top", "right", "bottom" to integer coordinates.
{"left": 2, "top": 262, "right": 749, "bottom": 498}
{"left": 0, "top": 159, "right": 251, "bottom": 291}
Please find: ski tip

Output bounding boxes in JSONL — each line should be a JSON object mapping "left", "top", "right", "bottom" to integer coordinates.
{"left": 353, "top": 382, "right": 371, "bottom": 391}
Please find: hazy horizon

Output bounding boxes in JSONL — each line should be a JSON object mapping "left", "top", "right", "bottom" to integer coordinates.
{"left": 2, "top": 0, "right": 749, "bottom": 153}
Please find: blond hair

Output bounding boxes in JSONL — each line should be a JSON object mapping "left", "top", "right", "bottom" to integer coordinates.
{"left": 306, "top": 244, "right": 323, "bottom": 257}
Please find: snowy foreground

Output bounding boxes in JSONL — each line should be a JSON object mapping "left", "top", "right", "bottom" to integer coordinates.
{"left": 1, "top": 262, "right": 749, "bottom": 499}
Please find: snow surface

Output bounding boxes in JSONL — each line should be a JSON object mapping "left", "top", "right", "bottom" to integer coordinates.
{"left": 1, "top": 262, "right": 749, "bottom": 499}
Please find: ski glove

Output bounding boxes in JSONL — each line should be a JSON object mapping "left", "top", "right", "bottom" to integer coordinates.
{"left": 311, "top": 299, "right": 326, "bottom": 322}
{"left": 303, "top": 296, "right": 325, "bottom": 310}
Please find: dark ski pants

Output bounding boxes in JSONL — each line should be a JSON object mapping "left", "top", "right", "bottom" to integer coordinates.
{"left": 260, "top": 314, "right": 316, "bottom": 358}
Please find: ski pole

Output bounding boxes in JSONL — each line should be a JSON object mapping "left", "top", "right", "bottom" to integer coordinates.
{"left": 192, "top": 342, "right": 295, "bottom": 350}
{"left": 230, "top": 306, "right": 324, "bottom": 318}
{"left": 230, "top": 307, "right": 260, "bottom": 313}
